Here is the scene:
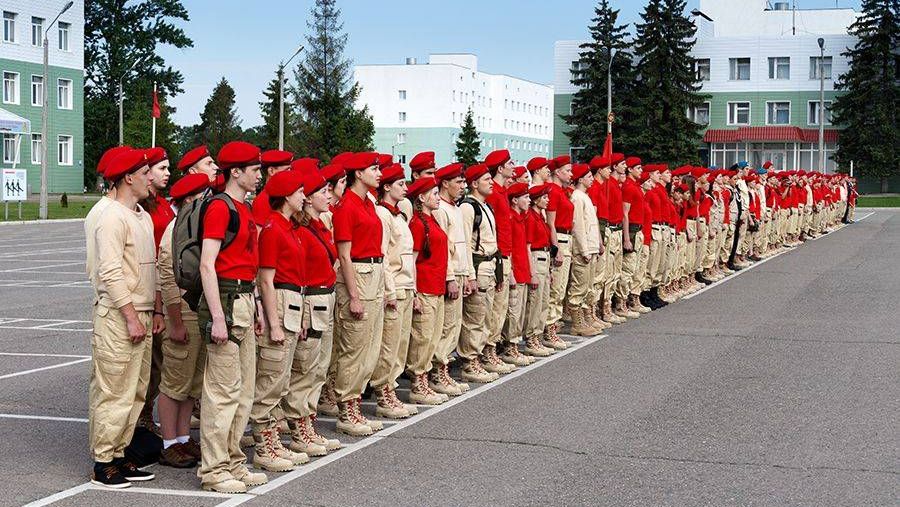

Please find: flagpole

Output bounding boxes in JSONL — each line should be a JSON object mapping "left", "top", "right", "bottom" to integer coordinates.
{"left": 151, "top": 82, "right": 158, "bottom": 148}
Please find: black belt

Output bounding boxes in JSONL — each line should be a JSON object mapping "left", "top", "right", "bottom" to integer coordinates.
{"left": 608, "top": 224, "right": 622, "bottom": 231}
{"left": 217, "top": 278, "right": 255, "bottom": 293}
{"left": 472, "top": 252, "right": 504, "bottom": 285}
{"left": 653, "top": 221, "right": 667, "bottom": 225}
{"left": 305, "top": 286, "right": 334, "bottom": 296}
{"left": 531, "top": 247, "right": 550, "bottom": 252}
{"left": 556, "top": 227, "right": 572, "bottom": 234}
{"left": 273, "top": 282, "right": 304, "bottom": 294}
{"left": 351, "top": 257, "right": 383, "bottom": 264}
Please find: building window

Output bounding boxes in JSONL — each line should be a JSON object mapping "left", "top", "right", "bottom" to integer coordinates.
{"left": 3, "top": 12, "right": 15, "bottom": 43}
{"left": 31, "top": 134, "right": 41, "bottom": 164}
{"left": 766, "top": 101, "right": 791, "bottom": 125}
{"left": 695, "top": 58, "right": 710, "bottom": 81}
{"left": 58, "top": 135, "right": 72, "bottom": 165}
{"left": 398, "top": 90, "right": 406, "bottom": 100}
{"left": 452, "top": 90, "right": 456, "bottom": 102}
{"left": 398, "top": 111, "right": 406, "bottom": 123}
{"left": 3, "top": 135, "right": 19, "bottom": 164}
{"left": 570, "top": 61, "right": 584, "bottom": 81}
{"left": 58, "top": 22, "right": 70, "bottom": 51}
{"left": 690, "top": 103, "right": 710, "bottom": 125}
{"left": 729, "top": 58, "right": 750, "bottom": 80}
{"left": 396, "top": 133, "right": 406, "bottom": 144}
{"left": 31, "top": 17, "right": 43, "bottom": 46}
{"left": 809, "top": 56, "right": 832, "bottom": 79}
{"left": 3, "top": 72, "right": 19, "bottom": 104}
{"left": 727, "top": 102, "right": 751, "bottom": 125}
{"left": 768, "top": 57, "right": 790, "bottom": 79}
{"left": 31, "top": 75, "right": 43, "bottom": 107}
{"left": 57, "top": 78, "right": 72, "bottom": 109}
{"left": 808, "top": 100, "right": 833, "bottom": 125}
{"left": 397, "top": 154, "right": 406, "bottom": 164}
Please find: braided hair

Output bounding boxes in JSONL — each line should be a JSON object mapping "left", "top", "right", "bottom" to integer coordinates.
{"left": 414, "top": 199, "right": 432, "bottom": 260}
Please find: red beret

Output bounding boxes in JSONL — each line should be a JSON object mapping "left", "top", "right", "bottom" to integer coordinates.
{"left": 672, "top": 165, "right": 692, "bottom": 177}
{"left": 762, "top": 161, "right": 773, "bottom": 169}
{"left": 656, "top": 164, "right": 670, "bottom": 173}
{"left": 302, "top": 171, "right": 327, "bottom": 196}
{"left": 611, "top": 153, "right": 625, "bottom": 165}
{"left": 406, "top": 176, "right": 438, "bottom": 200}
{"left": 639, "top": 171, "right": 651, "bottom": 183}
{"left": 106, "top": 148, "right": 149, "bottom": 182}
{"left": 97, "top": 145, "right": 133, "bottom": 176}
{"left": 512, "top": 166, "right": 527, "bottom": 179}
{"left": 380, "top": 163, "right": 405, "bottom": 185}
{"left": 218, "top": 141, "right": 261, "bottom": 170}
{"left": 678, "top": 183, "right": 690, "bottom": 192}
{"left": 435, "top": 162, "right": 464, "bottom": 182}
{"left": 291, "top": 158, "right": 320, "bottom": 175}
{"left": 527, "top": 157, "right": 549, "bottom": 172}
{"left": 571, "top": 163, "right": 591, "bottom": 181}
{"left": 345, "top": 152, "right": 379, "bottom": 171}
{"left": 376, "top": 153, "right": 394, "bottom": 169}
{"left": 169, "top": 173, "right": 210, "bottom": 200}
{"left": 212, "top": 173, "right": 226, "bottom": 192}
{"left": 178, "top": 145, "right": 211, "bottom": 172}
{"left": 691, "top": 167, "right": 707, "bottom": 179}
{"left": 484, "top": 149, "right": 510, "bottom": 169}
{"left": 625, "top": 156, "right": 641, "bottom": 168}
{"left": 260, "top": 150, "right": 294, "bottom": 167}
{"left": 589, "top": 155, "right": 609, "bottom": 169}
{"left": 528, "top": 183, "right": 551, "bottom": 199}
{"left": 409, "top": 151, "right": 436, "bottom": 173}
{"left": 465, "top": 164, "right": 489, "bottom": 184}
{"left": 331, "top": 152, "right": 354, "bottom": 166}
{"left": 320, "top": 163, "right": 346, "bottom": 183}
{"left": 265, "top": 170, "right": 304, "bottom": 197}
{"left": 552, "top": 155, "right": 571, "bottom": 168}
{"left": 507, "top": 182, "right": 529, "bottom": 198}
{"left": 146, "top": 147, "right": 168, "bottom": 166}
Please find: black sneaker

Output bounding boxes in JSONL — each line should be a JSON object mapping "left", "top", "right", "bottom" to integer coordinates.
{"left": 91, "top": 462, "right": 131, "bottom": 489}
{"left": 115, "top": 458, "right": 155, "bottom": 481}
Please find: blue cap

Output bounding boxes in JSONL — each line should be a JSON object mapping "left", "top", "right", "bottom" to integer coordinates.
{"left": 756, "top": 168, "right": 767, "bottom": 175}
{"left": 737, "top": 161, "right": 749, "bottom": 168}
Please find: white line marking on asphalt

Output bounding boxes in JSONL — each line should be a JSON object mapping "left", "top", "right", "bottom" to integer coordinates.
{"left": 853, "top": 212, "right": 874, "bottom": 222}
{"left": 0, "top": 279, "right": 91, "bottom": 288}
{"left": 0, "top": 247, "right": 85, "bottom": 259}
{"left": 0, "top": 413, "right": 88, "bottom": 423}
{"left": 0, "top": 358, "right": 91, "bottom": 380}
{"left": 0, "top": 261, "right": 85, "bottom": 273}
{"left": 0, "top": 352, "right": 90, "bottom": 359}
{"left": 85, "top": 485, "right": 235, "bottom": 499}
{"left": 30, "top": 320, "right": 81, "bottom": 329}
{"left": 0, "top": 240, "right": 84, "bottom": 250}
{"left": 0, "top": 326, "right": 91, "bottom": 332}
{"left": 21, "top": 484, "right": 93, "bottom": 507}
{"left": 214, "top": 333, "right": 608, "bottom": 507}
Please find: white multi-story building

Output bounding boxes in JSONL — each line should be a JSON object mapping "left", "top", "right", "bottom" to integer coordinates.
{"left": 354, "top": 53, "right": 553, "bottom": 168}
{"left": 553, "top": 0, "right": 859, "bottom": 172}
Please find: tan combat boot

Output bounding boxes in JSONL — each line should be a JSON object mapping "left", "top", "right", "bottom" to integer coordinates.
{"left": 203, "top": 477, "right": 247, "bottom": 494}
{"left": 580, "top": 307, "right": 604, "bottom": 336}
{"left": 480, "top": 344, "right": 516, "bottom": 374}
{"left": 252, "top": 428, "right": 295, "bottom": 472}
{"left": 307, "top": 414, "right": 342, "bottom": 452}
{"left": 524, "top": 334, "right": 553, "bottom": 357}
{"left": 429, "top": 365, "right": 463, "bottom": 396}
{"left": 410, "top": 373, "right": 447, "bottom": 405}
{"left": 336, "top": 401, "right": 373, "bottom": 437}
{"left": 288, "top": 417, "right": 327, "bottom": 457}
{"left": 628, "top": 294, "right": 651, "bottom": 314}
{"left": 375, "top": 385, "right": 412, "bottom": 419}
{"left": 500, "top": 342, "right": 533, "bottom": 366}
{"left": 590, "top": 305, "right": 611, "bottom": 330}
{"left": 460, "top": 357, "right": 499, "bottom": 383}
{"left": 233, "top": 466, "right": 268, "bottom": 487}
{"left": 617, "top": 297, "right": 640, "bottom": 319}
{"left": 354, "top": 398, "right": 383, "bottom": 431}
{"left": 270, "top": 428, "right": 309, "bottom": 465}
{"left": 317, "top": 377, "right": 339, "bottom": 417}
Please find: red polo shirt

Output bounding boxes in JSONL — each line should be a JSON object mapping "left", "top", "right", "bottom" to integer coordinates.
{"left": 622, "top": 177, "right": 644, "bottom": 223}
{"left": 699, "top": 192, "right": 714, "bottom": 222}
{"left": 252, "top": 189, "right": 272, "bottom": 226}
{"left": 485, "top": 181, "right": 513, "bottom": 257}
{"left": 410, "top": 212, "right": 448, "bottom": 296}
{"left": 258, "top": 213, "right": 304, "bottom": 287}
{"left": 606, "top": 178, "right": 624, "bottom": 225}
{"left": 588, "top": 179, "right": 609, "bottom": 220}
{"left": 547, "top": 182, "right": 574, "bottom": 231}
{"left": 722, "top": 188, "right": 732, "bottom": 224}
{"left": 296, "top": 219, "right": 337, "bottom": 288}
{"left": 526, "top": 209, "right": 551, "bottom": 249}
{"left": 203, "top": 198, "right": 258, "bottom": 281}
{"left": 149, "top": 194, "right": 175, "bottom": 252}
{"left": 510, "top": 209, "right": 531, "bottom": 284}
{"left": 332, "top": 190, "right": 383, "bottom": 258}
{"left": 642, "top": 199, "right": 653, "bottom": 246}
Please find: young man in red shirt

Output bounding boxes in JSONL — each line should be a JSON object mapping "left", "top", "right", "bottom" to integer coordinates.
{"left": 501, "top": 182, "right": 535, "bottom": 365}
{"left": 619, "top": 157, "right": 648, "bottom": 316}
{"left": 545, "top": 156, "right": 574, "bottom": 343}
{"left": 523, "top": 184, "right": 555, "bottom": 357}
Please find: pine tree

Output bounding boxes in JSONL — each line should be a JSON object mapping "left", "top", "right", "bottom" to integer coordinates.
{"left": 455, "top": 109, "right": 482, "bottom": 166}
{"left": 84, "top": 0, "right": 192, "bottom": 188}
{"left": 831, "top": 0, "right": 898, "bottom": 191}
{"left": 257, "top": 69, "right": 299, "bottom": 151}
{"left": 292, "top": 0, "right": 374, "bottom": 160}
{"left": 561, "top": 0, "right": 640, "bottom": 161}
{"left": 631, "top": 0, "right": 708, "bottom": 164}
{"left": 198, "top": 77, "right": 243, "bottom": 156}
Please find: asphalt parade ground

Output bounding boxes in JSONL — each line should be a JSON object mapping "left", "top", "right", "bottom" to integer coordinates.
{"left": 1, "top": 211, "right": 897, "bottom": 506}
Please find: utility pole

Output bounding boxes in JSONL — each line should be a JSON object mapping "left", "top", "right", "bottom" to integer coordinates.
{"left": 278, "top": 45, "right": 305, "bottom": 150}
{"left": 818, "top": 38, "right": 826, "bottom": 173}
{"left": 40, "top": 1, "right": 74, "bottom": 220}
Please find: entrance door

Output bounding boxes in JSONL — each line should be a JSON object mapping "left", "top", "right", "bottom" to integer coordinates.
{"left": 762, "top": 150, "right": 787, "bottom": 171}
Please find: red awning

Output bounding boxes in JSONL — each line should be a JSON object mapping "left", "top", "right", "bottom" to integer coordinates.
{"left": 703, "top": 126, "right": 840, "bottom": 144}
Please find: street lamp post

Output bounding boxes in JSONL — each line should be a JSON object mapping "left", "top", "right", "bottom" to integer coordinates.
{"left": 817, "top": 38, "right": 826, "bottom": 173}
{"left": 278, "top": 45, "right": 304, "bottom": 150}
{"left": 40, "top": 0, "right": 74, "bottom": 220}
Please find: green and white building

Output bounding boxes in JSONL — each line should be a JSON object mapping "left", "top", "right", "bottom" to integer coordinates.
{"left": 354, "top": 54, "right": 553, "bottom": 169}
{"left": 553, "top": 0, "right": 858, "bottom": 172}
{"left": 0, "top": 0, "right": 83, "bottom": 194}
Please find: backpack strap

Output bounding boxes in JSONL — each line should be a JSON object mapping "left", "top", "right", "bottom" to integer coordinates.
{"left": 462, "top": 197, "right": 483, "bottom": 253}
{"left": 209, "top": 192, "right": 241, "bottom": 250}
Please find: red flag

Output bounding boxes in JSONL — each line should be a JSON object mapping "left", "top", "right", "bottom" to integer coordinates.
{"left": 151, "top": 86, "right": 161, "bottom": 118}
{"left": 602, "top": 132, "right": 612, "bottom": 159}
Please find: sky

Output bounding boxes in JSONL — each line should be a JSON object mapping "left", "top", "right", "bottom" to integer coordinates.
{"left": 159, "top": 0, "right": 861, "bottom": 128}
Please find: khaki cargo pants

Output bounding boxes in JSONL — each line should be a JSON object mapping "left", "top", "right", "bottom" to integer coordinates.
{"left": 502, "top": 283, "right": 528, "bottom": 343}
{"left": 459, "top": 258, "right": 496, "bottom": 360}
{"left": 547, "top": 233, "right": 572, "bottom": 326}
{"left": 334, "top": 261, "right": 384, "bottom": 402}
{"left": 372, "top": 289, "right": 413, "bottom": 389}
{"left": 89, "top": 304, "right": 153, "bottom": 463}
{"left": 488, "top": 256, "right": 512, "bottom": 347}
{"left": 616, "top": 230, "right": 642, "bottom": 300}
{"left": 433, "top": 274, "right": 466, "bottom": 366}
{"left": 159, "top": 310, "right": 205, "bottom": 402}
{"left": 283, "top": 290, "right": 335, "bottom": 419}
{"left": 525, "top": 250, "right": 551, "bottom": 339}
{"left": 603, "top": 229, "right": 623, "bottom": 304}
{"left": 407, "top": 293, "right": 445, "bottom": 377}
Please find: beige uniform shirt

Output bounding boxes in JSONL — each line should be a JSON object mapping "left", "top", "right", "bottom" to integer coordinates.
{"left": 92, "top": 200, "right": 157, "bottom": 311}
{"left": 376, "top": 204, "right": 415, "bottom": 301}
{"left": 460, "top": 197, "right": 498, "bottom": 280}
{"left": 84, "top": 195, "right": 114, "bottom": 279}
{"left": 570, "top": 188, "right": 600, "bottom": 256}
{"left": 736, "top": 179, "right": 751, "bottom": 213}
{"left": 434, "top": 196, "right": 470, "bottom": 281}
